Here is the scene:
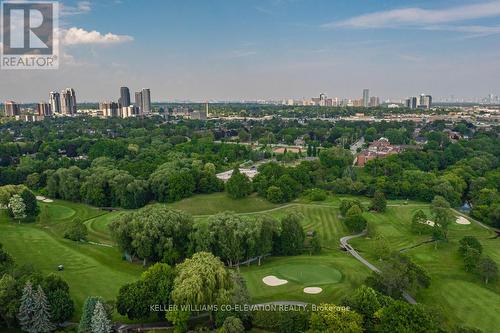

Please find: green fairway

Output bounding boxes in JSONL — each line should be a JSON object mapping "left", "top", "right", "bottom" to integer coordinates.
{"left": 0, "top": 202, "right": 143, "bottom": 319}
{"left": 348, "top": 205, "right": 500, "bottom": 332}
{"left": 84, "top": 211, "right": 126, "bottom": 244}
{"left": 165, "top": 192, "right": 281, "bottom": 216}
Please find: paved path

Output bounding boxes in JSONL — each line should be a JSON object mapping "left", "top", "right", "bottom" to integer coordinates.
{"left": 340, "top": 230, "right": 417, "bottom": 304}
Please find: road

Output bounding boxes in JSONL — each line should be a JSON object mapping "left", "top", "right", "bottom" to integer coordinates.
{"left": 340, "top": 230, "right": 417, "bottom": 304}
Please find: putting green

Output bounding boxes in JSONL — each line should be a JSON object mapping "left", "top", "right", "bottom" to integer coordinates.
{"left": 271, "top": 262, "right": 342, "bottom": 285}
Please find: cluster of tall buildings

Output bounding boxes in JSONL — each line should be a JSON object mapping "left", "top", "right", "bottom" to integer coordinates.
{"left": 2, "top": 86, "right": 153, "bottom": 120}
{"left": 405, "top": 94, "right": 432, "bottom": 109}
{"left": 97, "top": 87, "right": 151, "bottom": 118}
{"left": 282, "top": 89, "right": 380, "bottom": 108}
{"left": 4, "top": 88, "right": 77, "bottom": 118}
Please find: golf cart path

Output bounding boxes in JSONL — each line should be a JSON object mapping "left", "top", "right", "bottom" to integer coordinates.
{"left": 340, "top": 230, "right": 417, "bottom": 305}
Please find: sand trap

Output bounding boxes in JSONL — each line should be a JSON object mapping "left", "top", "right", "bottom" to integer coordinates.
{"left": 42, "top": 199, "right": 54, "bottom": 203}
{"left": 421, "top": 220, "right": 435, "bottom": 227}
{"left": 303, "top": 287, "right": 323, "bottom": 294}
{"left": 36, "top": 196, "right": 46, "bottom": 201}
{"left": 456, "top": 216, "right": 471, "bottom": 225}
{"left": 262, "top": 275, "right": 288, "bottom": 286}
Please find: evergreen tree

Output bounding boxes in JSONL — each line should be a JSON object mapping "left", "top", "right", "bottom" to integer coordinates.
{"left": 32, "top": 285, "right": 54, "bottom": 333}
{"left": 90, "top": 302, "right": 111, "bottom": 333}
{"left": 78, "top": 297, "right": 103, "bottom": 333}
{"left": 18, "top": 282, "right": 36, "bottom": 333}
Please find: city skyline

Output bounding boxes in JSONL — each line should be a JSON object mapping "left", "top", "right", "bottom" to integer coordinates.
{"left": 1, "top": 0, "right": 499, "bottom": 102}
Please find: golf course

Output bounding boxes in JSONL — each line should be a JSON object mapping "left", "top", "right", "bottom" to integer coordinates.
{"left": 1, "top": 193, "right": 499, "bottom": 331}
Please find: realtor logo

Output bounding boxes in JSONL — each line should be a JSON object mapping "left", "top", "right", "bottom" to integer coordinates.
{"left": 1, "top": 1, "right": 59, "bottom": 69}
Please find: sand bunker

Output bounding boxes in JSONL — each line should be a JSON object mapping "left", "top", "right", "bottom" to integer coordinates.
{"left": 36, "top": 196, "right": 53, "bottom": 203}
{"left": 303, "top": 287, "right": 323, "bottom": 294}
{"left": 422, "top": 220, "right": 435, "bottom": 227}
{"left": 456, "top": 216, "right": 471, "bottom": 225}
{"left": 262, "top": 275, "right": 288, "bottom": 286}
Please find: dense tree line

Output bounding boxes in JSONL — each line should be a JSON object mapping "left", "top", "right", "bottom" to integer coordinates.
{"left": 110, "top": 205, "right": 308, "bottom": 267}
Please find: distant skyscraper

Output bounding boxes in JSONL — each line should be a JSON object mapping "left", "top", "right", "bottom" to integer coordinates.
{"left": 4, "top": 101, "right": 20, "bottom": 117}
{"left": 49, "top": 92, "right": 61, "bottom": 114}
{"left": 119, "top": 87, "right": 131, "bottom": 108}
{"left": 99, "top": 102, "right": 119, "bottom": 118}
{"left": 369, "top": 96, "right": 380, "bottom": 107}
{"left": 135, "top": 91, "right": 143, "bottom": 113}
{"left": 363, "top": 89, "right": 370, "bottom": 108}
{"left": 61, "top": 88, "right": 77, "bottom": 115}
{"left": 405, "top": 97, "right": 418, "bottom": 109}
{"left": 141, "top": 88, "right": 151, "bottom": 113}
{"left": 37, "top": 103, "right": 52, "bottom": 116}
{"left": 419, "top": 94, "right": 432, "bottom": 109}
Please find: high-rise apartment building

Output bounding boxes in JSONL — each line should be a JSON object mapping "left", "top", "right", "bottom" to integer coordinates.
{"left": 405, "top": 97, "right": 418, "bottom": 109}
{"left": 119, "top": 87, "right": 131, "bottom": 108}
{"left": 4, "top": 101, "right": 20, "bottom": 117}
{"left": 61, "top": 88, "right": 77, "bottom": 115}
{"left": 37, "top": 103, "right": 52, "bottom": 116}
{"left": 141, "top": 88, "right": 151, "bottom": 113}
{"left": 49, "top": 92, "right": 61, "bottom": 114}
{"left": 369, "top": 96, "right": 380, "bottom": 107}
{"left": 419, "top": 94, "right": 432, "bottom": 109}
{"left": 135, "top": 91, "right": 143, "bottom": 113}
{"left": 99, "top": 102, "right": 119, "bottom": 118}
{"left": 363, "top": 89, "right": 370, "bottom": 108}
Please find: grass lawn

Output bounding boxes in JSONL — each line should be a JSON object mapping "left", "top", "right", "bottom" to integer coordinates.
{"left": 165, "top": 192, "right": 281, "bottom": 216}
{"left": 0, "top": 202, "right": 143, "bottom": 319}
{"left": 1, "top": 192, "right": 498, "bottom": 331}
{"left": 240, "top": 251, "right": 370, "bottom": 304}
{"left": 349, "top": 205, "right": 500, "bottom": 332}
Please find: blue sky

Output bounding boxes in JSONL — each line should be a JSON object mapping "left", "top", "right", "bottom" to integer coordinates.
{"left": 2, "top": 0, "right": 500, "bottom": 102}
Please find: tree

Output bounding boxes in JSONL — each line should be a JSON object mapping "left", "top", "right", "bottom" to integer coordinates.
{"left": 117, "top": 263, "right": 175, "bottom": 320}
{"left": 110, "top": 205, "right": 193, "bottom": 265}
{"left": 308, "top": 303, "right": 363, "bottom": 333}
{"left": 342, "top": 286, "right": 384, "bottom": 330}
{"left": 226, "top": 167, "right": 252, "bottom": 199}
{"left": 90, "top": 301, "right": 111, "bottom": 333}
{"left": 9, "top": 194, "right": 26, "bottom": 222}
{"left": 344, "top": 206, "right": 367, "bottom": 233}
{"left": 431, "top": 196, "right": 453, "bottom": 237}
{"left": 172, "top": 252, "right": 232, "bottom": 322}
{"left": 463, "top": 247, "right": 481, "bottom": 273}
{"left": 31, "top": 285, "right": 54, "bottom": 333}
{"left": 18, "top": 281, "right": 36, "bottom": 333}
{"left": 411, "top": 210, "right": 431, "bottom": 235}
{"left": 274, "top": 214, "right": 305, "bottom": 256}
{"left": 42, "top": 274, "right": 74, "bottom": 324}
{"left": 166, "top": 309, "right": 190, "bottom": 333}
{"left": 458, "top": 236, "right": 483, "bottom": 257}
{"left": 266, "top": 186, "right": 284, "bottom": 204}
{"left": 20, "top": 189, "right": 39, "bottom": 217}
{"left": 64, "top": 218, "right": 88, "bottom": 242}
{"left": 477, "top": 257, "right": 498, "bottom": 284}
{"left": 371, "top": 191, "right": 387, "bottom": 212}
{"left": 79, "top": 296, "right": 104, "bottom": 333}
{"left": 340, "top": 199, "right": 363, "bottom": 217}
{"left": 221, "top": 316, "right": 244, "bottom": 333}
{"left": 375, "top": 301, "right": 439, "bottom": 333}
{"left": 0, "top": 274, "right": 19, "bottom": 328}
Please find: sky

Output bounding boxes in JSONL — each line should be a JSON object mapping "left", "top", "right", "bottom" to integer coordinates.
{"left": 1, "top": 0, "right": 500, "bottom": 102}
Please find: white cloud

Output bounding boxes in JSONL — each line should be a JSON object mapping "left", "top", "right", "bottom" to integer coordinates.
{"left": 61, "top": 1, "right": 92, "bottom": 16}
{"left": 325, "top": 1, "right": 500, "bottom": 29}
{"left": 60, "top": 27, "right": 133, "bottom": 45}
